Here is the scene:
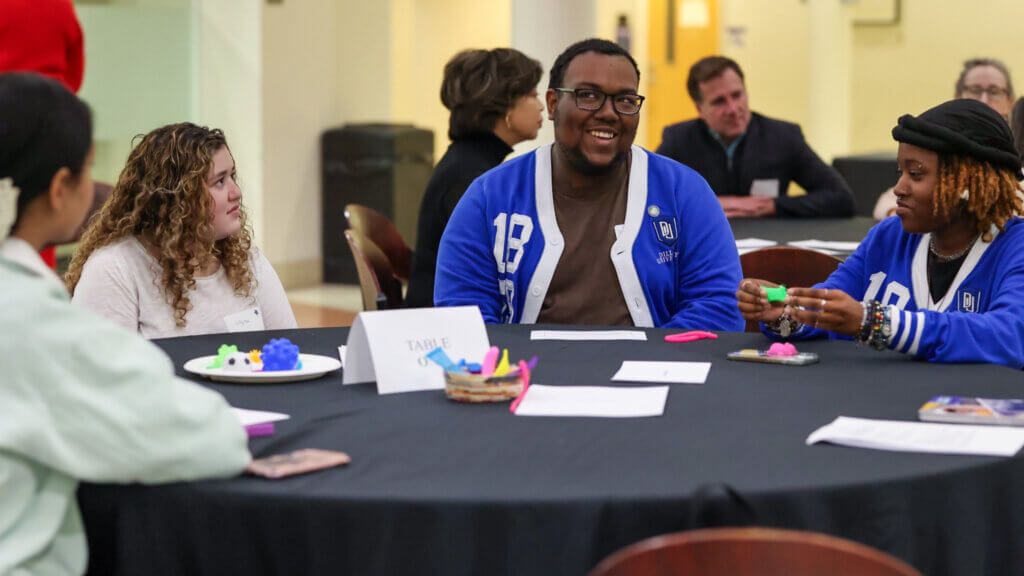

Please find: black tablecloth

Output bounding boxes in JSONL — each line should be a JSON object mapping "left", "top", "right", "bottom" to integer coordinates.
{"left": 80, "top": 326, "right": 1024, "bottom": 576}
{"left": 731, "top": 216, "right": 877, "bottom": 250}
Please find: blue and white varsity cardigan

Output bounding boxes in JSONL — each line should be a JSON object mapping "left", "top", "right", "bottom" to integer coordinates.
{"left": 435, "top": 145, "right": 744, "bottom": 330}
{"left": 773, "top": 216, "right": 1024, "bottom": 369}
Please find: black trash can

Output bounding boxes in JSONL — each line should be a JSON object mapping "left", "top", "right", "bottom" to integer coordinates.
{"left": 322, "top": 123, "right": 433, "bottom": 284}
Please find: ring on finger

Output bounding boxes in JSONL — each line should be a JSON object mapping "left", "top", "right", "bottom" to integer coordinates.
{"left": 820, "top": 298, "right": 827, "bottom": 311}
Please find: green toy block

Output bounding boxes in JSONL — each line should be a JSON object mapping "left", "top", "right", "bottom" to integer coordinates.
{"left": 763, "top": 285, "right": 787, "bottom": 302}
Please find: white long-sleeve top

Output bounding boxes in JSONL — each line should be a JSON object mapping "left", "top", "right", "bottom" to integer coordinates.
{"left": 0, "top": 238, "right": 251, "bottom": 576}
{"left": 72, "top": 236, "right": 297, "bottom": 338}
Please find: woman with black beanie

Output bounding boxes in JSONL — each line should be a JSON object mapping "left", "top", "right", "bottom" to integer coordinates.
{"left": 737, "top": 99, "right": 1024, "bottom": 368}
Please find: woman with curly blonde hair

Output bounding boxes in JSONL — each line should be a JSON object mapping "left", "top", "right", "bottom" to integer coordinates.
{"left": 738, "top": 99, "right": 1024, "bottom": 369}
{"left": 67, "top": 122, "right": 295, "bottom": 337}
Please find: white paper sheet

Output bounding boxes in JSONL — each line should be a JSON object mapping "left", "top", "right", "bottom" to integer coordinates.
{"left": 611, "top": 361, "right": 711, "bottom": 384}
{"left": 806, "top": 416, "right": 1024, "bottom": 457}
{"left": 787, "top": 239, "right": 861, "bottom": 252}
{"left": 531, "top": 330, "right": 648, "bottom": 341}
{"left": 513, "top": 384, "right": 669, "bottom": 418}
{"left": 735, "top": 238, "right": 778, "bottom": 249}
{"left": 232, "top": 408, "right": 290, "bottom": 427}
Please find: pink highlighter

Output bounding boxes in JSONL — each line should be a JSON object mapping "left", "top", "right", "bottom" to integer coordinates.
{"left": 481, "top": 346, "right": 500, "bottom": 376}
{"left": 664, "top": 330, "right": 718, "bottom": 343}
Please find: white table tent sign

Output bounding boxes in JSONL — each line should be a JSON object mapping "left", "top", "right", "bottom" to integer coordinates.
{"left": 342, "top": 306, "right": 491, "bottom": 394}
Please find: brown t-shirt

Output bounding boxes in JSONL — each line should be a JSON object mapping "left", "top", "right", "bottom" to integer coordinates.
{"left": 535, "top": 167, "right": 633, "bottom": 326}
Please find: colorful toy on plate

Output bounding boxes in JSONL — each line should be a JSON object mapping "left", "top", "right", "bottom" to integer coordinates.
{"left": 205, "top": 339, "right": 302, "bottom": 372}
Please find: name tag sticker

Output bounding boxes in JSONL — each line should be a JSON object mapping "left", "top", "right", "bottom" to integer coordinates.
{"left": 750, "top": 179, "right": 780, "bottom": 199}
{"left": 224, "top": 308, "right": 265, "bottom": 332}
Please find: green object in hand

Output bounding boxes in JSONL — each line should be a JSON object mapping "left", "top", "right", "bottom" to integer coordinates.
{"left": 763, "top": 285, "right": 787, "bottom": 302}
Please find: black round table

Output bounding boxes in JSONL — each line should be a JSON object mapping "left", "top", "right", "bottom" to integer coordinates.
{"left": 80, "top": 325, "right": 1024, "bottom": 576}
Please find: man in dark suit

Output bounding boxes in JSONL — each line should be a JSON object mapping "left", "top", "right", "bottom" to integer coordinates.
{"left": 656, "top": 56, "right": 853, "bottom": 219}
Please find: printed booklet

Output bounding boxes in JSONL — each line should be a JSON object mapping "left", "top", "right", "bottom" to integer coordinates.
{"left": 918, "top": 396, "right": 1024, "bottom": 426}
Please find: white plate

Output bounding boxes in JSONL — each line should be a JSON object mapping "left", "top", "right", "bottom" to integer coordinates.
{"left": 183, "top": 353, "right": 342, "bottom": 384}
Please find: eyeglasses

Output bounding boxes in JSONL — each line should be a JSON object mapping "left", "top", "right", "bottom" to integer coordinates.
{"left": 962, "top": 85, "right": 1010, "bottom": 99}
{"left": 554, "top": 88, "right": 645, "bottom": 115}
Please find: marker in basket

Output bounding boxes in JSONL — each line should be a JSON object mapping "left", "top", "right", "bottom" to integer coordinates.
{"left": 481, "top": 346, "right": 500, "bottom": 376}
{"left": 509, "top": 359, "right": 532, "bottom": 414}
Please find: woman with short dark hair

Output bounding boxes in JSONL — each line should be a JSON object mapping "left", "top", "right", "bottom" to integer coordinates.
{"left": 738, "top": 99, "right": 1024, "bottom": 368}
{"left": 406, "top": 47, "right": 543, "bottom": 308}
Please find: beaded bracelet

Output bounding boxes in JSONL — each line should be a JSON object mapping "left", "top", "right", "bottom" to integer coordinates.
{"left": 869, "top": 305, "right": 892, "bottom": 351}
{"left": 857, "top": 301, "right": 878, "bottom": 344}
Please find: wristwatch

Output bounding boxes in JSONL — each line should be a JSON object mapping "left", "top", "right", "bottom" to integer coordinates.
{"left": 766, "top": 313, "right": 800, "bottom": 338}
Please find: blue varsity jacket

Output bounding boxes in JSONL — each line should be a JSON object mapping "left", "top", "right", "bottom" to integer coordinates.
{"left": 772, "top": 216, "right": 1024, "bottom": 369}
{"left": 435, "top": 145, "right": 744, "bottom": 330}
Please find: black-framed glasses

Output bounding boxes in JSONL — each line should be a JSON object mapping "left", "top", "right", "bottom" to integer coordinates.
{"left": 963, "top": 85, "right": 1010, "bottom": 99}
{"left": 554, "top": 87, "right": 645, "bottom": 115}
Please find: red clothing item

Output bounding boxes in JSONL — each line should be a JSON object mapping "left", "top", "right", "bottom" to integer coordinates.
{"left": 40, "top": 246, "right": 57, "bottom": 268}
{"left": 0, "top": 0, "right": 84, "bottom": 92}
{"left": 2, "top": 0, "right": 84, "bottom": 269}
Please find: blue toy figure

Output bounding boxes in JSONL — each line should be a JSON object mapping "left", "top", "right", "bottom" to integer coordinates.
{"left": 261, "top": 338, "right": 301, "bottom": 371}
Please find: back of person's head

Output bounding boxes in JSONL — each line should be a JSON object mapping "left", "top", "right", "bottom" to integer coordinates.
{"left": 1011, "top": 97, "right": 1024, "bottom": 161}
{"left": 687, "top": 56, "right": 744, "bottom": 104}
{"left": 893, "top": 98, "right": 1023, "bottom": 238}
{"left": 547, "top": 38, "right": 640, "bottom": 90}
{"left": 442, "top": 48, "right": 543, "bottom": 140}
{"left": 66, "top": 122, "right": 254, "bottom": 326}
{"left": 0, "top": 72, "right": 92, "bottom": 237}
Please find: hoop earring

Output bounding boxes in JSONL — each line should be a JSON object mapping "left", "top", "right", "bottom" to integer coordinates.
{"left": 505, "top": 113, "right": 512, "bottom": 130}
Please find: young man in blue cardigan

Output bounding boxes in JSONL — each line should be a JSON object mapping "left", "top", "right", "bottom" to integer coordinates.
{"left": 435, "top": 39, "right": 743, "bottom": 330}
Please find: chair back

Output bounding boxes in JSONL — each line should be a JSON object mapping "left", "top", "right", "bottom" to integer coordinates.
{"left": 589, "top": 527, "right": 923, "bottom": 576}
{"left": 344, "top": 204, "right": 412, "bottom": 282}
{"left": 739, "top": 246, "right": 843, "bottom": 332}
{"left": 344, "top": 229, "right": 403, "bottom": 311}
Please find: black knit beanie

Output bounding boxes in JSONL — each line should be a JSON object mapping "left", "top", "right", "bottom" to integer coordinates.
{"left": 892, "top": 98, "right": 1021, "bottom": 178}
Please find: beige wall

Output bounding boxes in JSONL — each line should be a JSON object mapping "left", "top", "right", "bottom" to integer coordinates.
{"left": 261, "top": 0, "right": 338, "bottom": 284}
{"left": 259, "top": 0, "right": 394, "bottom": 286}
{"left": 198, "top": 0, "right": 265, "bottom": 243}
{"left": 391, "top": 0, "right": 512, "bottom": 161}
{"left": 851, "top": 0, "right": 1024, "bottom": 153}
{"left": 719, "top": 0, "right": 1024, "bottom": 160}
{"left": 257, "top": 0, "right": 515, "bottom": 286}
{"left": 335, "top": 2, "right": 392, "bottom": 124}
{"left": 719, "top": 0, "right": 811, "bottom": 130}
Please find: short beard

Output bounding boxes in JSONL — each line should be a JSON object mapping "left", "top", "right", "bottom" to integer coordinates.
{"left": 556, "top": 141, "right": 628, "bottom": 176}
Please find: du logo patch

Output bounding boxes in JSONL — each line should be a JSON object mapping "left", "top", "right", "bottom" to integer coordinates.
{"left": 651, "top": 216, "right": 678, "bottom": 246}
{"left": 957, "top": 289, "right": 982, "bottom": 313}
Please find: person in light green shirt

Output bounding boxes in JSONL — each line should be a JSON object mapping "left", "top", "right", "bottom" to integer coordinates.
{"left": 0, "top": 72, "right": 252, "bottom": 575}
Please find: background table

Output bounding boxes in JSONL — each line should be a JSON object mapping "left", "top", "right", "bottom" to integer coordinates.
{"left": 731, "top": 216, "right": 877, "bottom": 251}
{"left": 81, "top": 326, "right": 1024, "bottom": 576}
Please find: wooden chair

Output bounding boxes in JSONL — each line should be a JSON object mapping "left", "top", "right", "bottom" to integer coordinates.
{"left": 589, "top": 527, "right": 923, "bottom": 576}
{"left": 344, "top": 229, "right": 403, "bottom": 311}
{"left": 344, "top": 204, "right": 413, "bottom": 282}
{"left": 739, "top": 247, "right": 843, "bottom": 332}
